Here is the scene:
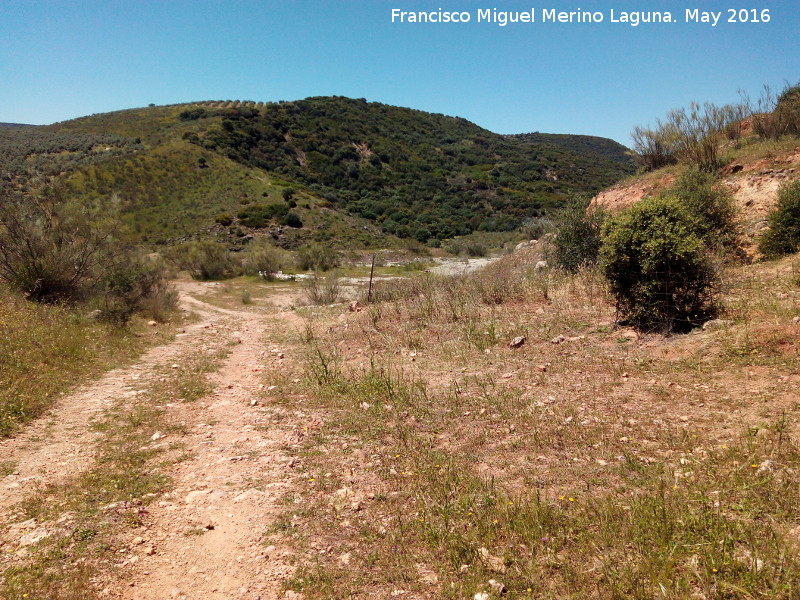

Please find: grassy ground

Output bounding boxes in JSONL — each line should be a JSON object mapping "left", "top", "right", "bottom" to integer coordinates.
{"left": 0, "top": 288, "right": 173, "bottom": 438}
{"left": 274, "top": 251, "right": 800, "bottom": 599}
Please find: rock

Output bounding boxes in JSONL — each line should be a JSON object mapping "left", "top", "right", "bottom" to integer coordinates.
{"left": 488, "top": 579, "right": 507, "bottom": 594}
{"left": 147, "top": 320, "right": 158, "bottom": 327}
{"left": 250, "top": 399, "right": 259, "bottom": 407}
{"left": 185, "top": 490, "right": 210, "bottom": 504}
{"left": 478, "top": 547, "right": 507, "bottom": 573}
{"left": 348, "top": 300, "right": 363, "bottom": 312}
{"left": 151, "top": 431, "right": 165, "bottom": 441}
{"left": 536, "top": 364, "right": 547, "bottom": 373}
{"left": 338, "top": 552, "right": 351, "bottom": 565}
{"left": 534, "top": 260, "right": 548, "bottom": 271}
{"left": 132, "top": 536, "right": 145, "bottom": 545}
{"left": 359, "top": 402, "right": 371, "bottom": 410}
{"left": 474, "top": 593, "right": 490, "bottom": 600}
{"left": 143, "top": 545, "right": 156, "bottom": 556}
{"left": 792, "top": 316, "right": 800, "bottom": 324}
{"left": 509, "top": 336, "right": 526, "bottom": 348}
{"left": 551, "top": 334, "right": 566, "bottom": 344}
{"left": 19, "top": 526, "right": 54, "bottom": 547}
{"left": 284, "top": 591, "right": 303, "bottom": 600}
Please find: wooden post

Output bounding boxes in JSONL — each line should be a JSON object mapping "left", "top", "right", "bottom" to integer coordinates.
{"left": 367, "top": 253, "right": 376, "bottom": 303}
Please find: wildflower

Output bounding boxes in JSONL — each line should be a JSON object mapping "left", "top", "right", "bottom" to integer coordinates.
{"left": 712, "top": 568, "right": 718, "bottom": 573}
{"left": 309, "top": 478, "right": 315, "bottom": 482}
{"left": 569, "top": 498, "right": 575, "bottom": 502}
{"left": 751, "top": 464, "right": 758, "bottom": 468}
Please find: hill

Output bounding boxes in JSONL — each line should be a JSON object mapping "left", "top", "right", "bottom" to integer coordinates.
{"left": 1, "top": 98, "right": 635, "bottom": 247}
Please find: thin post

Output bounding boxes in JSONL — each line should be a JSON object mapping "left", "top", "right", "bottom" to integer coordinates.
{"left": 367, "top": 253, "right": 376, "bottom": 303}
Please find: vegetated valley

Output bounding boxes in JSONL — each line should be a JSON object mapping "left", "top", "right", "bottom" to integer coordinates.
{"left": 1, "top": 88, "right": 800, "bottom": 600}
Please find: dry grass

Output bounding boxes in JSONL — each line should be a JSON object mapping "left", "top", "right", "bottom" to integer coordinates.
{"left": 277, "top": 253, "right": 800, "bottom": 599}
{"left": 0, "top": 287, "right": 175, "bottom": 438}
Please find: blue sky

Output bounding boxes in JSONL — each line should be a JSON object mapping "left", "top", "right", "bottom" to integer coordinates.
{"left": 1, "top": 0, "right": 797, "bottom": 144}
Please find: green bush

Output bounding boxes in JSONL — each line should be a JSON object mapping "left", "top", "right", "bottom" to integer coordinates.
{"left": 600, "top": 196, "right": 719, "bottom": 333}
{"left": 283, "top": 211, "right": 303, "bottom": 228}
{"left": 758, "top": 180, "right": 800, "bottom": 258}
{"left": 551, "top": 198, "right": 606, "bottom": 273}
{"left": 240, "top": 238, "right": 288, "bottom": 279}
{"left": 0, "top": 189, "right": 175, "bottom": 322}
{"left": 166, "top": 240, "right": 239, "bottom": 280}
{"left": 296, "top": 243, "right": 340, "bottom": 272}
{"left": 97, "top": 253, "right": 177, "bottom": 324}
{"left": 663, "top": 169, "right": 738, "bottom": 252}
{"left": 215, "top": 212, "right": 233, "bottom": 226}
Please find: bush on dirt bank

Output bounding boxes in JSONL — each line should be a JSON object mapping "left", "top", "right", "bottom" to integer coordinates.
{"left": 661, "top": 169, "right": 739, "bottom": 254}
{"left": 758, "top": 179, "right": 800, "bottom": 258}
{"left": 600, "top": 196, "right": 719, "bottom": 333}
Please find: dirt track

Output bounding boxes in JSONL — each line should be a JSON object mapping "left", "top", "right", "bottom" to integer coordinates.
{"left": 0, "top": 283, "right": 311, "bottom": 600}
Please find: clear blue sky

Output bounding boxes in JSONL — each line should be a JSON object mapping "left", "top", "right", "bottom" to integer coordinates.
{"left": 1, "top": 0, "right": 797, "bottom": 145}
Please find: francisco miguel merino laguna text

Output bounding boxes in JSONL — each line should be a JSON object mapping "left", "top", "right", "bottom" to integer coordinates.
{"left": 390, "top": 7, "right": 771, "bottom": 27}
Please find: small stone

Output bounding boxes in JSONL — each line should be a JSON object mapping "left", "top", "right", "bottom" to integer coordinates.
{"left": 792, "top": 316, "right": 800, "bottom": 324}
{"left": 132, "top": 536, "right": 145, "bottom": 545}
{"left": 338, "top": 552, "right": 351, "bottom": 565}
{"left": 509, "top": 336, "right": 526, "bottom": 348}
{"left": 147, "top": 320, "right": 158, "bottom": 327}
{"left": 536, "top": 364, "right": 547, "bottom": 373}
{"left": 250, "top": 399, "right": 259, "bottom": 407}
{"left": 501, "top": 372, "right": 513, "bottom": 379}
{"left": 488, "top": 579, "right": 507, "bottom": 594}
{"left": 151, "top": 432, "right": 165, "bottom": 441}
{"left": 474, "top": 593, "right": 490, "bottom": 600}
{"left": 278, "top": 353, "right": 285, "bottom": 359}
{"left": 143, "top": 546, "right": 155, "bottom": 556}
{"left": 551, "top": 335, "right": 566, "bottom": 344}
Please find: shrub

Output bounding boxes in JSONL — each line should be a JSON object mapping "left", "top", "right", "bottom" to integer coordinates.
{"left": 443, "top": 238, "right": 488, "bottom": 257}
{"left": 215, "top": 213, "right": 233, "bottom": 226}
{"left": 521, "top": 217, "right": 555, "bottom": 240}
{"left": 284, "top": 211, "right": 303, "bottom": 228}
{"left": 664, "top": 169, "right": 739, "bottom": 252}
{"left": 551, "top": 198, "right": 606, "bottom": 273}
{"left": 97, "top": 252, "right": 177, "bottom": 324}
{"left": 166, "top": 240, "right": 240, "bottom": 280}
{"left": 303, "top": 273, "right": 340, "bottom": 305}
{"left": 631, "top": 123, "right": 678, "bottom": 171}
{"left": 296, "top": 243, "right": 339, "bottom": 272}
{"left": 758, "top": 180, "right": 800, "bottom": 258}
{"left": 240, "top": 237, "right": 287, "bottom": 279}
{"left": 600, "top": 196, "right": 719, "bottom": 333}
{"left": 0, "top": 191, "right": 127, "bottom": 303}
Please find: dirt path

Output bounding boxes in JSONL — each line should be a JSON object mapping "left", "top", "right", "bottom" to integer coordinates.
{"left": 1, "top": 285, "right": 312, "bottom": 600}
{"left": 119, "top": 306, "right": 308, "bottom": 600}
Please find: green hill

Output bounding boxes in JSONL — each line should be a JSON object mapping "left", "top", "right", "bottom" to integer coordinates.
{"left": 1, "top": 98, "right": 635, "bottom": 247}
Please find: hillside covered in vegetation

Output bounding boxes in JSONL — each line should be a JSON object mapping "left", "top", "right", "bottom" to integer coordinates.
{"left": 0, "top": 97, "right": 634, "bottom": 247}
